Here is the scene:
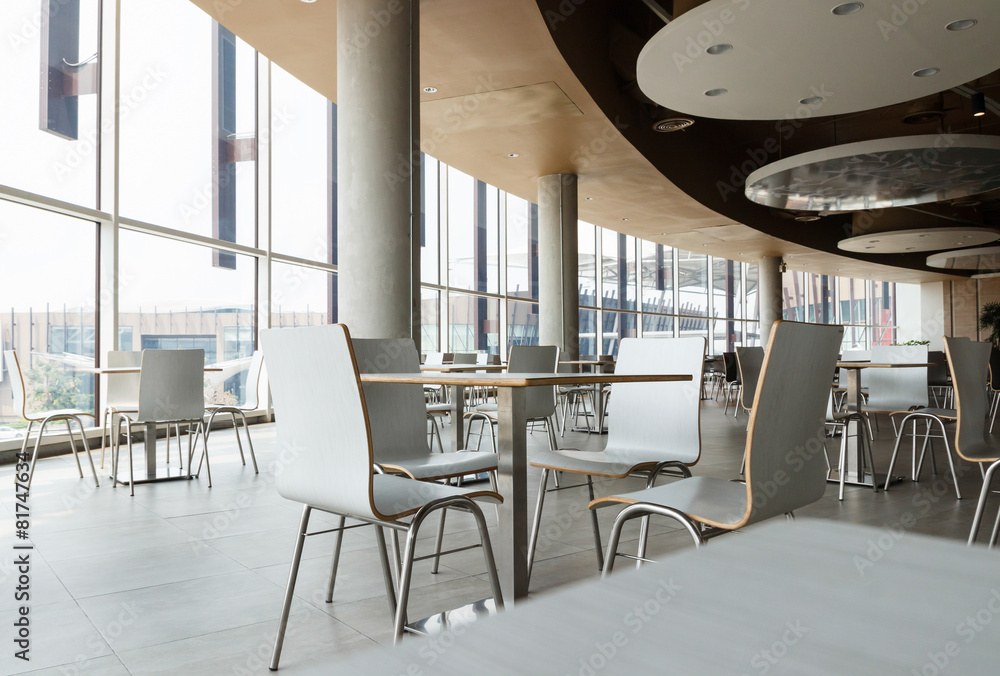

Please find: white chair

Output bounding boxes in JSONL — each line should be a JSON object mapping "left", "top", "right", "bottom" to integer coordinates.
{"left": 941, "top": 337, "right": 1000, "bottom": 547}
{"left": 260, "top": 325, "right": 503, "bottom": 667}
{"left": 526, "top": 337, "right": 705, "bottom": 582}
{"left": 593, "top": 321, "right": 843, "bottom": 575}
{"left": 879, "top": 345, "right": 961, "bottom": 498}
{"left": 111, "top": 349, "right": 208, "bottom": 496}
{"left": 98, "top": 351, "right": 141, "bottom": 469}
{"left": 3, "top": 350, "right": 99, "bottom": 490}
{"left": 195, "top": 350, "right": 264, "bottom": 475}
{"left": 465, "top": 345, "right": 560, "bottom": 454}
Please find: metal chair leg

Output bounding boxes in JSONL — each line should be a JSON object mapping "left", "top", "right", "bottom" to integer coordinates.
{"left": 430, "top": 508, "right": 447, "bottom": 574}
{"left": 324, "top": 515, "right": 346, "bottom": 603}
{"left": 968, "top": 459, "right": 1000, "bottom": 545}
{"left": 526, "top": 468, "right": 550, "bottom": 584}
{"left": 587, "top": 475, "right": 604, "bottom": 571}
{"left": 601, "top": 503, "right": 704, "bottom": 579}
{"left": 269, "top": 506, "right": 312, "bottom": 671}
{"left": 237, "top": 410, "right": 259, "bottom": 473}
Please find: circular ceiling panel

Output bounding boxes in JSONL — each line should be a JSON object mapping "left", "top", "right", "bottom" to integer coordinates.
{"left": 744, "top": 135, "right": 1000, "bottom": 211}
{"left": 927, "top": 246, "right": 1000, "bottom": 272}
{"left": 637, "top": 0, "right": 1000, "bottom": 120}
{"left": 838, "top": 227, "right": 1000, "bottom": 254}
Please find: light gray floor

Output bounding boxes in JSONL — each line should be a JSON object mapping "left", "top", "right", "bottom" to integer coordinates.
{"left": 1, "top": 398, "right": 994, "bottom": 674}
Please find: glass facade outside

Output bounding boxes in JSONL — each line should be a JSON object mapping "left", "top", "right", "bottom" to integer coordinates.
{"left": 0, "top": 0, "right": 899, "bottom": 433}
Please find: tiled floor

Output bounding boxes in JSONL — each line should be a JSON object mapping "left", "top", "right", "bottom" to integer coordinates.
{"left": 1, "top": 398, "right": 995, "bottom": 675}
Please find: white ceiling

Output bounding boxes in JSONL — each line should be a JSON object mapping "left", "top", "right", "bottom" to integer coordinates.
{"left": 637, "top": 0, "right": 1000, "bottom": 120}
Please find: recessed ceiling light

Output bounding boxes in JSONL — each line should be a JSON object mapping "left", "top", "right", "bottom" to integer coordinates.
{"left": 507, "top": 153, "right": 518, "bottom": 158}
{"left": 904, "top": 247, "right": 915, "bottom": 251}
{"left": 831, "top": 3, "right": 864, "bottom": 16}
{"left": 794, "top": 215, "right": 821, "bottom": 222}
{"left": 870, "top": 239, "right": 880, "bottom": 243}
{"left": 702, "top": 244, "right": 710, "bottom": 247}
{"left": 300, "top": 0, "right": 317, "bottom": 3}
{"left": 660, "top": 232, "right": 668, "bottom": 236}
{"left": 799, "top": 96, "right": 824, "bottom": 105}
{"left": 964, "top": 235, "right": 975, "bottom": 239}
{"left": 706, "top": 44, "right": 732, "bottom": 55}
{"left": 422, "top": 86, "right": 437, "bottom": 93}
{"left": 918, "top": 233, "right": 929, "bottom": 238}
{"left": 946, "top": 19, "right": 977, "bottom": 31}
{"left": 704, "top": 88, "right": 728, "bottom": 97}
{"left": 585, "top": 197, "right": 594, "bottom": 201}
{"left": 865, "top": 245, "right": 875, "bottom": 249}
{"left": 913, "top": 68, "right": 940, "bottom": 77}
{"left": 622, "top": 218, "right": 629, "bottom": 222}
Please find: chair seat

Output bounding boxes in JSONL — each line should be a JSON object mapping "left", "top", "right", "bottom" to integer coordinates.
{"left": 591, "top": 476, "right": 748, "bottom": 528}
{"left": 909, "top": 407, "right": 956, "bottom": 419}
{"left": 380, "top": 450, "right": 499, "bottom": 481}
{"left": 370, "top": 474, "right": 501, "bottom": 520}
{"left": 25, "top": 408, "right": 94, "bottom": 422}
{"left": 473, "top": 403, "right": 498, "bottom": 413}
{"left": 426, "top": 403, "right": 452, "bottom": 413}
{"left": 107, "top": 404, "right": 138, "bottom": 413}
{"left": 530, "top": 448, "right": 671, "bottom": 479}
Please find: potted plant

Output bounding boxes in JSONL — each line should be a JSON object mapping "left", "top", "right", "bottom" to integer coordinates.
{"left": 978, "top": 301, "right": 1000, "bottom": 348}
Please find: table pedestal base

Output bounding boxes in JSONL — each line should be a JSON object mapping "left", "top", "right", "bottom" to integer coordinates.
{"left": 406, "top": 598, "right": 497, "bottom": 637}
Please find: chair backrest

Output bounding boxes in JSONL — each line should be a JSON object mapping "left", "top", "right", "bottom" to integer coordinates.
{"left": 741, "top": 321, "right": 844, "bottom": 526}
{"left": 944, "top": 336, "right": 995, "bottom": 462}
{"left": 351, "top": 338, "right": 434, "bottom": 466}
{"left": 603, "top": 337, "right": 705, "bottom": 465}
{"left": 424, "top": 352, "right": 445, "bottom": 367}
{"left": 106, "top": 351, "right": 142, "bottom": 408}
{"left": 988, "top": 348, "right": 1000, "bottom": 392}
{"left": 240, "top": 350, "right": 268, "bottom": 410}
{"left": 260, "top": 325, "right": 381, "bottom": 519}
{"left": 136, "top": 349, "right": 206, "bottom": 422}
{"left": 736, "top": 347, "right": 765, "bottom": 410}
{"left": 3, "top": 350, "right": 29, "bottom": 418}
{"left": 927, "top": 350, "right": 950, "bottom": 388}
{"left": 722, "top": 351, "right": 739, "bottom": 384}
{"left": 863, "top": 345, "right": 928, "bottom": 411}
{"left": 840, "top": 349, "right": 870, "bottom": 389}
{"left": 507, "top": 345, "right": 559, "bottom": 419}
{"left": 453, "top": 353, "right": 477, "bottom": 365}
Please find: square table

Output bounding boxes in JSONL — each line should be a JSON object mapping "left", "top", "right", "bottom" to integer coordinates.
{"left": 359, "top": 371, "right": 691, "bottom": 605}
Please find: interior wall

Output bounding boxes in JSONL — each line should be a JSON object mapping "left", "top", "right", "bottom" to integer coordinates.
{"left": 942, "top": 278, "right": 995, "bottom": 342}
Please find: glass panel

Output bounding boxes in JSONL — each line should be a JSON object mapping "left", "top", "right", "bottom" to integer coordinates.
{"left": 270, "top": 262, "right": 335, "bottom": 327}
{"left": 421, "top": 156, "right": 440, "bottom": 284}
{"left": 0, "top": 0, "right": 100, "bottom": 207}
{"left": 118, "top": 230, "right": 256, "bottom": 403}
{"left": 713, "top": 318, "right": 744, "bottom": 354}
{"left": 578, "top": 221, "right": 597, "bottom": 308}
{"left": 421, "top": 287, "right": 440, "bottom": 353}
{"left": 270, "top": 65, "right": 332, "bottom": 262}
{"left": 806, "top": 273, "right": 835, "bottom": 324}
{"left": 602, "top": 312, "right": 637, "bottom": 357}
{"left": 839, "top": 277, "right": 868, "bottom": 350}
{"left": 871, "top": 280, "right": 896, "bottom": 346}
{"left": 713, "top": 257, "right": 742, "bottom": 319}
{"left": 641, "top": 241, "right": 673, "bottom": 314}
{"left": 782, "top": 271, "right": 806, "bottom": 321}
{"left": 677, "top": 251, "right": 709, "bottom": 320}
{"left": 447, "top": 168, "right": 499, "bottom": 294}
{"left": 506, "top": 195, "right": 537, "bottom": 299}
{"left": 579, "top": 309, "right": 598, "bottom": 357}
{"left": 448, "top": 293, "right": 499, "bottom": 354}
{"left": 641, "top": 314, "right": 674, "bottom": 338}
{"left": 507, "top": 300, "right": 539, "bottom": 347}
{"left": 745, "top": 263, "right": 759, "bottom": 321}
{"left": 744, "top": 322, "right": 761, "bottom": 347}
{"left": 677, "top": 312, "right": 710, "bottom": 340}
{"left": 0, "top": 202, "right": 97, "bottom": 424}
{"left": 120, "top": 0, "right": 257, "bottom": 245}
{"left": 601, "top": 229, "right": 623, "bottom": 310}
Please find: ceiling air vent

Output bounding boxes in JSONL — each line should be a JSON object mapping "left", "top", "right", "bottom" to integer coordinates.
{"left": 653, "top": 117, "right": 694, "bottom": 132}
{"left": 902, "top": 110, "right": 946, "bottom": 125}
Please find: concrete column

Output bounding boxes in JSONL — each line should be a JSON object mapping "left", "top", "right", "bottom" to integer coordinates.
{"left": 759, "top": 256, "right": 783, "bottom": 346}
{"left": 337, "top": 0, "right": 420, "bottom": 341}
{"left": 538, "top": 174, "right": 579, "bottom": 359}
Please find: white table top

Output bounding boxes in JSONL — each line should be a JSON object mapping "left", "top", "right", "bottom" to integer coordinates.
{"left": 313, "top": 519, "right": 999, "bottom": 675}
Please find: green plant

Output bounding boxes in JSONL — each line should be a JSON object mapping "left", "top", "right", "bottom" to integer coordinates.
{"left": 891, "top": 339, "right": 930, "bottom": 346}
{"left": 979, "top": 301, "right": 1000, "bottom": 348}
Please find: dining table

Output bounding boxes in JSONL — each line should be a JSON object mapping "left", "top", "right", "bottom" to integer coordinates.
{"left": 359, "top": 370, "right": 691, "bottom": 605}
{"left": 558, "top": 359, "right": 617, "bottom": 433}
{"left": 80, "top": 364, "right": 223, "bottom": 486}
{"left": 835, "top": 360, "right": 934, "bottom": 487}
{"left": 317, "top": 518, "right": 1000, "bottom": 675}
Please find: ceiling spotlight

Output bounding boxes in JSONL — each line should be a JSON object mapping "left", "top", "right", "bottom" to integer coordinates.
{"left": 831, "top": 2, "right": 864, "bottom": 16}
{"left": 653, "top": 117, "right": 694, "bottom": 132}
{"left": 660, "top": 232, "right": 668, "bottom": 236}
{"left": 799, "top": 96, "right": 824, "bottom": 105}
{"left": 946, "top": 19, "right": 977, "bottom": 31}
{"left": 870, "top": 240, "right": 880, "bottom": 243}
{"left": 904, "top": 247, "right": 915, "bottom": 251}
{"left": 913, "top": 68, "right": 940, "bottom": 77}
{"left": 704, "top": 88, "right": 728, "bottom": 97}
{"left": 622, "top": 218, "right": 629, "bottom": 222}
{"left": 300, "top": 0, "right": 317, "bottom": 3}
{"left": 507, "top": 153, "right": 518, "bottom": 158}
{"left": 865, "top": 245, "right": 875, "bottom": 249}
{"left": 585, "top": 197, "right": 594, "bottom": 201}
{"left": 422, "top": 86, "right": 437, "bottom": 93}
{"left": 706, "top": 44, "right": 732, "bottom": 55}
{"left": 972, "top": 92, "right": 987, "bottom": 117}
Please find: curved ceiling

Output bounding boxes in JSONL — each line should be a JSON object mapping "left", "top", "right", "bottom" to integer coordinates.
{"left": 186, "top": 0, "right": 998, "bottom": 284}
{"left": 637, "top": 0, "right": 1000, "bottom": 120}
